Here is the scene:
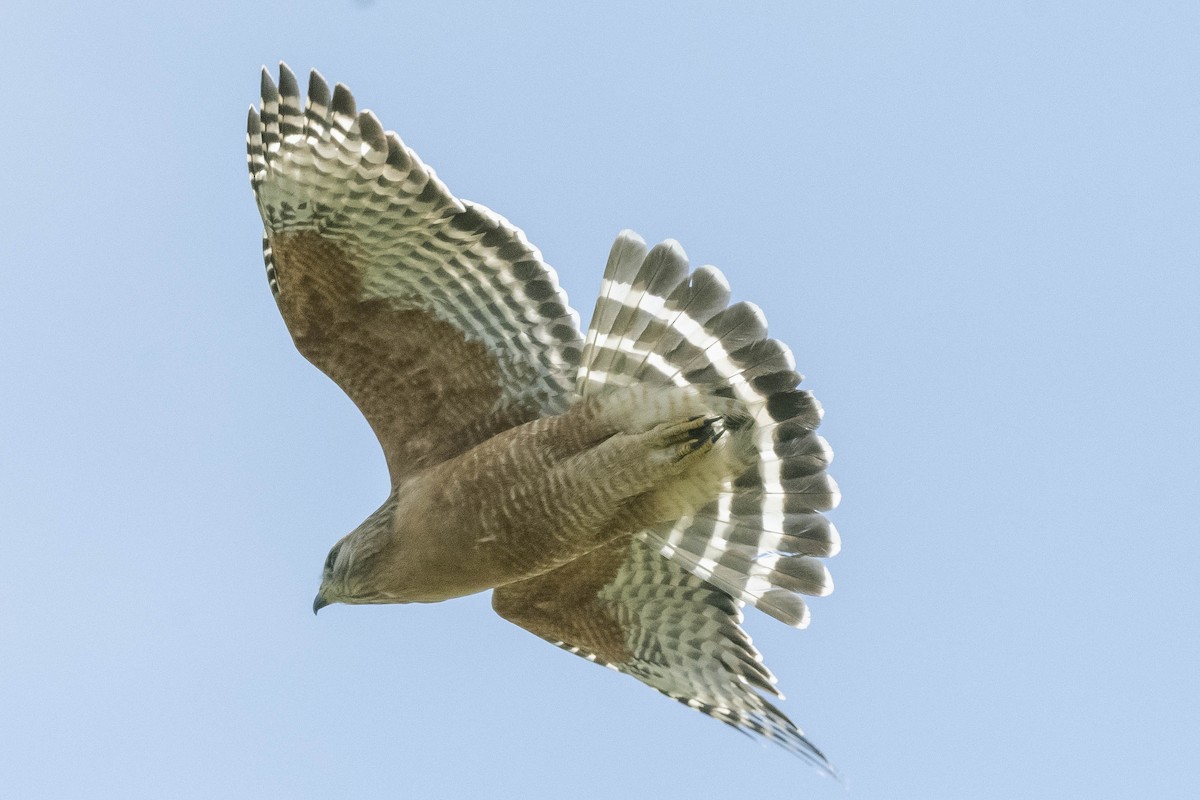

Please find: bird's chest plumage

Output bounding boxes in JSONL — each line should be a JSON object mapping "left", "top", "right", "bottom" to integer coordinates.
{"left": 370, "top": 412, "right": 610, "bottom": 601}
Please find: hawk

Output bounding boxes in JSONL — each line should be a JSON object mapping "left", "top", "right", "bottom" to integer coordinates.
{"left": 248, "top": 64, "right": 841, "bottom": 771}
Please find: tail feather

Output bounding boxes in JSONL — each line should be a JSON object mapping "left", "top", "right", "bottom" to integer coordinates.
{"left": 578, "top": 231, "right": 839, "bottom": 627}
{"left": 599, "top": 242, "right": 691, "bottom": 382}
{"left": 578, "top": 233, "right": 649, "bottom": 391}
{"left": 624, "top": 263, "right": 731, "bottom": 383}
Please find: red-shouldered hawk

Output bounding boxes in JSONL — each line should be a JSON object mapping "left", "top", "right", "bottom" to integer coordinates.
{"left": 248, "top": 64, "right": 841, "bottom": 772}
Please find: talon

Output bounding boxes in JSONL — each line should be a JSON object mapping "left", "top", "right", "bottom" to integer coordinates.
{"left": 684, "top": 416, "right": 723, "bottom": 444}
{"left": 685, "top": 420, "right": 715, "bottom": 442}
{"left": 647, "top": 414, "right": 724, "bottom": 460}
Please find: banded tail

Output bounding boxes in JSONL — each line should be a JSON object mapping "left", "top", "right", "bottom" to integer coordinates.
{"left": 578, "top": 231, "right": 840, "bottom": 628}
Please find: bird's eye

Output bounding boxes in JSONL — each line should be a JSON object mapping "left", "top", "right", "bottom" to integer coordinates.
{"left": 324, "top": 547, "right": 339, "bottom": 573}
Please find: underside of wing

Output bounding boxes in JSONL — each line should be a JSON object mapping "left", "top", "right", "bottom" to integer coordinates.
{"left": 492, "top": 537, "right": 834, "bottom": 773}
{"left": 247, "top": 64, "right": 584, "bottom": 482}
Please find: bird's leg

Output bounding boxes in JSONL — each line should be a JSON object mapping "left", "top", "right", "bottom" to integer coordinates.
{"left": 530, "top": 411, "right": 732, "bottom": 548}
{"left": 643, "top": 414, "right": 725, "bottom": 467}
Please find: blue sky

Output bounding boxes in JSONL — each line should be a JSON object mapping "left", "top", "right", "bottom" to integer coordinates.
{"left": 2, "top": 1, "right": 1197, "bottom": 797}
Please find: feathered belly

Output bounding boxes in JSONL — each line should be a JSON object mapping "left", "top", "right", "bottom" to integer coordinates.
{"left": 370, "top": 386, "right": 742, "bottom": 601}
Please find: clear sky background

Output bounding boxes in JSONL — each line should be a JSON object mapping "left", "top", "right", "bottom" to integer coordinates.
{"left": 2, "top": 2, "right": 1197, "bottom": 798}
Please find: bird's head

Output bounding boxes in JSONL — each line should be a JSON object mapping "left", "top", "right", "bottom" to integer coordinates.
{"left": 312, "top": 503, "right": 403, "bottom": 614}
{"left": 312, "top": 535, "right": 352, "bottom": 614}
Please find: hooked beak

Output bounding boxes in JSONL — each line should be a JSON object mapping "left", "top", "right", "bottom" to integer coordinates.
{"left": 313, "top": 591, "right": 330, "bottom": 615}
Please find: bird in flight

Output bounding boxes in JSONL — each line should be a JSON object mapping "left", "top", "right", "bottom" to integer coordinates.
{"left": 247, "top": 63, "right": 841, "bottom": 772}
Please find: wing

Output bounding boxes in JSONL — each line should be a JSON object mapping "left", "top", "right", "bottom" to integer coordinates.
{"left": 492, "top": 536, "right": 835, "bottom": 773}
{"left": 247, "top": 64, "right": 584, "bottom": 483}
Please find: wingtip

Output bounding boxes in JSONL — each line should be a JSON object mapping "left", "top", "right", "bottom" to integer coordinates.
{"left": 358, "top": 109, "right": 386, "bottom": 151}
{"left": 260, "top": 65, "right": 277, "bottom": 98}
{"left": 308, "top": 69, "right": 330, "bottom": 105}
{"left": 278, "top": 62, "right": 299, "bottom": 98}
{"left": 331, "top": 82, "right": 357, "bottom": 117}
